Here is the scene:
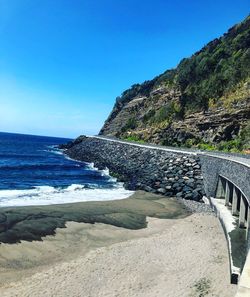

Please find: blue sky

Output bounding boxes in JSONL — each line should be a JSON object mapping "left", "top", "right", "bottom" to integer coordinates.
{"left": 0, "top": 0, "right": 249, "bottom": 138}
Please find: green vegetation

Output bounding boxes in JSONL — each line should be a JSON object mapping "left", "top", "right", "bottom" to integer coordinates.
{"left": 116, "top": 80, "right": 156, "bottom": 106}
{"left": 142, "top": 109, "right": 156, "bottom": 123}
{"left": 151, "top": 102, "right": 181, "bottom": 123}
{"left": 141, "top": 102, "right": 182, "bottom": 127}
{"left": 121, "top": 117, "right": 137, "bottom": 132}
{"left": 103, "top": 16, "right": 250, "bottom": 153}
{"left": 160, "top": 121, "right": 250, "bottom": 153}
{"left": 209, "top": 77, "right": 250, "bottom": 110}
{"left": 176, "top": 23, "right": 250, "bottom": 112}
{"left": 217, "top": 139, "right": 244, "bottom": 152}
{"left": 153, "top": 106, "right": 170, "bottom": 123}
{"left": 122, "top": 135, "right": 145, "bottom": 143}
{"left": 196, "top": 122, "right": 250, "bottom": 152}
{"left": 115, "top": 16, "right": 250, "bottom": 114}
{"left": 196, "top": 143, "right": 218, "bottom": 151}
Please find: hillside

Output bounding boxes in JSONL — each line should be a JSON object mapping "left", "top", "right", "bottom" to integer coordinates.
{"left": 99, "top": 16, "right": 250, "bottom": 152}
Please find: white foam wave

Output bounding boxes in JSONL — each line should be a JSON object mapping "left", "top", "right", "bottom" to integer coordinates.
{"left": 87, "top": 162, "right": 96, "bottom": 170}
{"left": 0, "top": 184, "right": 134, "bottom": 207}
{"left": 49, "top": 149, "right": 64, "bottom": 156}
{"left": 63, "top": 155, "right": 84, "bottom": 163}
{"left": 86, "top": 163, "right": 117, "bottom": 181}
{"left": 44, "top": 147, "right": 86, "bottom": 165}
{"left": 101, "top": 167, "right": 110, "bottom": 176}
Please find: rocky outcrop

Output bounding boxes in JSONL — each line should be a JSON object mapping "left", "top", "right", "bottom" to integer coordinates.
{"left": 100, "top": 87, "right": 250, "bottom": 147}
{"left": 59, "top": 135, "right": 87, "bottom": 149}
{"left": 99, "top": 87, "right": 183, "bottom": 140}
{"left": 63, "top": 137, "right": 205, "bottom": 201}
{"left": 149, "top": 102, "right": 250, "bottom": 145}
{"left": 99, "top": 16, "right": 250, "bottom": 149}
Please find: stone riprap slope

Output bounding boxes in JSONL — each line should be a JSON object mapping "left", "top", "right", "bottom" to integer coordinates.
{"left": 63, "top": 137, "right": 205, "bottom": 201}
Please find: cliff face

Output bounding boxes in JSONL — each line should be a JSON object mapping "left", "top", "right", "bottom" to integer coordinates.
{"left": 99, "top": 16, "right": 250, "bottom": 151}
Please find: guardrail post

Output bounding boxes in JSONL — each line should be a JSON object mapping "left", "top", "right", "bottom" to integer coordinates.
{"left": 225, "top": 180, "right": 230, "bottom": 206}
{"left": 232, "top": 187, "right": 240, "bottom": 216}
{"left": 239, "top": 196, "right": 247, "bottom": 228}
{"left": 216, "top": 176, "right": 225, "bottom": 198}
{"left": 246, "top": 206, "right": 250, "bottom": 241}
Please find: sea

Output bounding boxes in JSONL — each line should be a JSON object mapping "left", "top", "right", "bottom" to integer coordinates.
{"left": 0, "top": 132, "right": 133, "bottom": 207}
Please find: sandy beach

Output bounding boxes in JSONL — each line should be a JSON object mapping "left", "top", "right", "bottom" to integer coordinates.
{"left": 0, "top": 205, "right": 236, "bottom": 297}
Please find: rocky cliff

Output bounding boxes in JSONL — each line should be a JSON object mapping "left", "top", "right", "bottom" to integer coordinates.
{"left": 100, "top": 16, "right": 250, "bottom": 152}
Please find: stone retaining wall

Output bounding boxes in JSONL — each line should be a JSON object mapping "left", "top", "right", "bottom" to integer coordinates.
{"left": 199, "top": 154, "right": 250, "bottom": 205}
{"left": 63, "top": 137, "right": 205, "bottom": 201}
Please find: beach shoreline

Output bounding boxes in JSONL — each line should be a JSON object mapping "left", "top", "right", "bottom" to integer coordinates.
{"left": 0, "top": 191, "right": 236, "bottom": 297}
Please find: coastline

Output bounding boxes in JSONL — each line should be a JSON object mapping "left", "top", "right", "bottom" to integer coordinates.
{"left": 0, "top": 203, "right": 236, "bottom": 296}
{"left": 0, "top": 140, "right": 238, "bottom": 296}
{"left": 0, "top": 191, "right": 188, "bottom": 244}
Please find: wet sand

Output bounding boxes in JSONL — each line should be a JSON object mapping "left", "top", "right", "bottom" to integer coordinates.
{"left": 0, "top": 192, "right": 237, "bottom": 297}
{"left": 0, "top": 191, "right": 188, "bottom": 243}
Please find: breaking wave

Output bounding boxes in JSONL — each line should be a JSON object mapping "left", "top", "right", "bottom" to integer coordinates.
{"left": 0, "top": 184, "right": 134, "bottom": 207}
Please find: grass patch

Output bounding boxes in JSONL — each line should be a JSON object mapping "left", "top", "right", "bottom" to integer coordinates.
{"left": 122, "top": 135, "right": 145, "bottom": 143}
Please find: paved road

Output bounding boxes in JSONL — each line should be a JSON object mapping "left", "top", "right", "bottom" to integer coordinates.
{"left": 93, "top": 135, "right": 250, "bottom": 168}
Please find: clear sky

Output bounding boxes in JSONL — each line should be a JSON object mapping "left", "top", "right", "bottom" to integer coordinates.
{"left": 0, "top": 0, "right": 249, "bottom": 138}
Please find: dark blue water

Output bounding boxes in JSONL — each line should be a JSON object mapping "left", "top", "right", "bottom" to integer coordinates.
{"left": 0, "top": 132, "right": 131, "bottom": 207}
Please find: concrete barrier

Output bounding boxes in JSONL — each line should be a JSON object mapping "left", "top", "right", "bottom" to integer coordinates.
{"left": 235, "top": 250, "right": 250, "bottom": 297}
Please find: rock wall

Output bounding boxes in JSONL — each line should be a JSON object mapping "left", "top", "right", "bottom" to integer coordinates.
{"left": 63, "top": 137, "right": 205, "bottom": 201}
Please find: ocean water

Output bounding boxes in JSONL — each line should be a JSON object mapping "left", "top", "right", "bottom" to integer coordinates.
{"left": 0, "top": 132, "right": 133, "bottom": 207}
